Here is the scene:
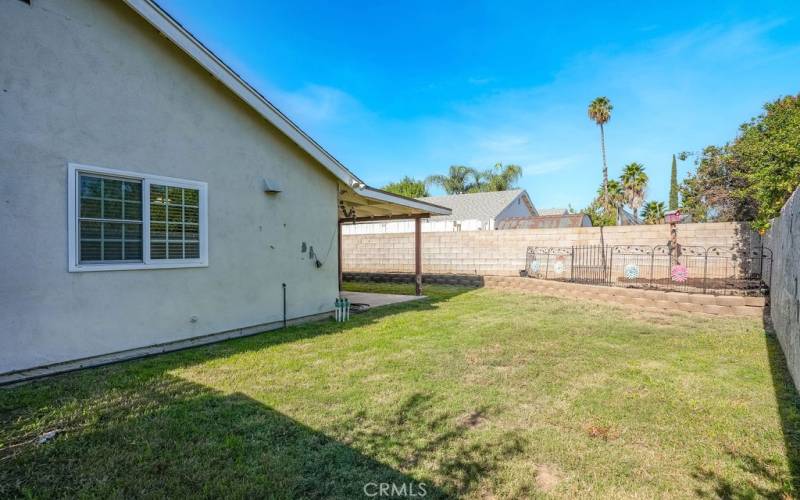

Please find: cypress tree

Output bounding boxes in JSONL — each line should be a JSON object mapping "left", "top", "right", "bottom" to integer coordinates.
{"left": 669, "top": 154, "right": 679, "bottom": 209}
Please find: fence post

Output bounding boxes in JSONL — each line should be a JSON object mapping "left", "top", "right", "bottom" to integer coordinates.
{"left": 768, "top": 250, "right": 773, "bottom": 292}
{"left": 649, "top": 250, "right": 655, "bottom": 288}
{"left": 702, "top": 248, "right": 708, "bottom": 294}
{"left": 608, "top": 248, "right": 614, "bottom": 287}
{"left": 570, "top": 246, "right": 575, "bottom": 282}
{"left": 667, "top": 240, "right": 673, "bottom": 273}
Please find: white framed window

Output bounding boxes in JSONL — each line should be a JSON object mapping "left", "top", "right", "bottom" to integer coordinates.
{"left": 68, "top": 163, "right": 208, "bottom": 272}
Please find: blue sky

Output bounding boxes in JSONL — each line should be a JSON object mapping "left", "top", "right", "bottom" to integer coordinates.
{"left": 160, "top": 0, "right": 800, "bottom": 210}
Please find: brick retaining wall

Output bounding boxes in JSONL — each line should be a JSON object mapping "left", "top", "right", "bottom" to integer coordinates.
{"left": 483, "top": 276, "right": 765, "bottom": 317}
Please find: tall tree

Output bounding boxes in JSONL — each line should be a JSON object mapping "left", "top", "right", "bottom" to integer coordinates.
{"left": 679, "top": 171, "right": 709, "bottom": 222}
{"left": 669, "top": 154, "right": 679, "bottom": 209}
{"left": 620, "top": 162, "right": 648, "bottom": 223}
{"left": 733, "top": 93, "right": 800, "bottom": 229}
{"left": 679, "top": 93, "right": 800, "bottom": 229}
{"left": 425, "top": 166, "right": 480, "bottom": 194}
{"left": 476, "top": 163, "right": 523, "bottom": 192}
{"left": 382, "top": 176, "right": 429, "bottom": 198}
{"left": 606, "top": 179, "right": 625, "bottom": 225}
{"left": 426, "top": 163, "right": 522, "bottom": 194}
{"left": 591, "top": 179, "right": 625, "bottom": 225}
{"left": 678, "top": 145, "right": 751, "bottom": 222}
{"left": 588, "top": 97, "right": 613, "bottom": 206}
{"left": 641, "top": 201, "right": 666, "bottom": 224}
{"left": 582, "top": 198, "right": 616, "bottom": 227}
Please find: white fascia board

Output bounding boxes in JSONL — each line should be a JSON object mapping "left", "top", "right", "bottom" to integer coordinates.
{"left": 122, "top": 0, "right": 360, "bottom": 187}
{"left": 356, "top": 187, "right": 451, "bottom": 215}
{"left": 520, "top": 191, "right": 537, "bottom": 216}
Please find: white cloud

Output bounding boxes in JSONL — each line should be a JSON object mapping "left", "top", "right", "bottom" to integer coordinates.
{"left": 266, "top": 84, "right": 369, "bottom": 127}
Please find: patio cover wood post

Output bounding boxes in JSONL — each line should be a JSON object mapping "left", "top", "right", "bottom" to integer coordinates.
{"left": 415, "top": 216, "right": 422, "bottom": 296}
{"left": 337, "top": 221, "right": 343, "bottom": 291}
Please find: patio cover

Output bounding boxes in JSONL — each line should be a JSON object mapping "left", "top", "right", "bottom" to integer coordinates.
{"left": 338, "top": 184, "right": 450, "bottom": 221}
{"left": 337, "top": 184, "right": 450, "bottom": 295}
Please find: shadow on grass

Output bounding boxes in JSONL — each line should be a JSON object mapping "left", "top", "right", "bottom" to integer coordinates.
{"left": 763, "top": 308, "right": 800, "bottom": 496}
{"left": 0, "top": 376, "right": 451, "bottom": 498}
{"left": 332, "top": 392, "right": 526, "bottom": 497}
{"left": 692, "top": 449, "right": 795, "bottom": 499}
{"left": 0, "top": 379, "right": 523, "bottom": 497}
{"left": 1, "top": 285, "right": 500, "bottom": 498}
{"left": 693, "top": 308, "right": 800, "bottom": 498}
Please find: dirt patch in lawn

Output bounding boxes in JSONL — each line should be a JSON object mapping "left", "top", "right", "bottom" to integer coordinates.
{"left": 586, "top": 423, "right": 619, "bottom": 441}
{"left": 458, "top": 410, "right": 487, "bottom": 428}
{"left": 535, "top": 464, "right": 562, "bottom": 492}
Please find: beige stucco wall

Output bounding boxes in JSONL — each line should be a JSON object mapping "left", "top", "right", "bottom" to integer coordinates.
{"left": 342, "top": 222, "right": 756, "bottom": 275}
{"left": 0, "top": 0, "right": 339, "bottom": 373}
{"left": 764, "top": 187, "right": 800, "bottom": 388}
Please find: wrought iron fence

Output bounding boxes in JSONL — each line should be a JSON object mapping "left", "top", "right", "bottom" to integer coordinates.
{"left": 525, "top": 244, "right": 772, "bottom": 296}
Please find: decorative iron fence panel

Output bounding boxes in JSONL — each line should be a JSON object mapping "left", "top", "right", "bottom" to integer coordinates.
{"left": 525, "top": 244, "right": 771, "bottom": 296}
{"left": 572, "top": 245, "right": 607, "bottom": 285}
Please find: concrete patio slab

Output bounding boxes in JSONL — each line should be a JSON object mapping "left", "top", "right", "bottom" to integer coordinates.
{"left": 340, "top": 291, "right": 426, "bottom": 308}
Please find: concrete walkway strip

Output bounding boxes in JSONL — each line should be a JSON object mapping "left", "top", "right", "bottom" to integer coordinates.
{"left": 340, "top": 291, "right": 426, "bottom": 308}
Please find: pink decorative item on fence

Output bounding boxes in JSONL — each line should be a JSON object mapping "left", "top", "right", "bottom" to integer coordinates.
{"left": 671, "top": 264, "right": 689, "bottom": 283}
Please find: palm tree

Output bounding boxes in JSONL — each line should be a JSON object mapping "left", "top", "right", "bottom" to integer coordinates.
{"left": 641, "top": 201, "right": 666, "bottom": 224}
{"left": 425, "top": 166, "right": 480, "bottom": 194}
{"left": 426, "top": 163, "right": 523, "bottom": 194}
{"left": 599, "top": 179, "right": 625, "bottom": 225}
{"left": 588, "top": 97, "right": 613, "bottom": 207}
{"left": 620, "top": 162, "right": 648, "bottom": 223}
{"left": 477, "top": 163, "right": 523, "bottom": 192}
{"left": 469, "top": 169, "right": 490, "bottom": 193}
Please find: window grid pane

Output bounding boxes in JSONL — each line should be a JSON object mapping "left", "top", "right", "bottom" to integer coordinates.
{"left": 150, "top": 185, "right": 200, "bottom": 261}
{"left": 79, "top": 174, "right": 142, "bottom": 263}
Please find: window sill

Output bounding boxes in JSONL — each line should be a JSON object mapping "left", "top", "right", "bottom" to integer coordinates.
{"left": 68, "top": 261, "right": 208, "bottom": 272}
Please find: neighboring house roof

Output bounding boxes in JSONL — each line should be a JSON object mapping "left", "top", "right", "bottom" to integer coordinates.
{"left": 418, "top": 189, "right": 534, "bottom": 221}
{"left": 619, "top": 208, "right": 641, "bottom": 225}
{"left": 537, "top": 208, "right": 570, "bottom": 216}
{"left": 497, "top": 214, "right": 592, "bottom": 229}
{"left": 121, "top": 0, "right": 449, "bottom": 218}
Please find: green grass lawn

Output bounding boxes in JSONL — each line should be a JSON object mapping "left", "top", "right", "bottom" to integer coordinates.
{"left": 2, "top": 283, "right": 799, "bottom": 498}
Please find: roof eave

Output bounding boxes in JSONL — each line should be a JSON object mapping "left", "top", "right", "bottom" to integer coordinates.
{"left": 356, "top": 187, "right": 451, "bottom": 215}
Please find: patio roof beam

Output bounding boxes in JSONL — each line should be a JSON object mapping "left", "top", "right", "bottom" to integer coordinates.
{"left": 352, "top": 204, "right": 396, "bottom": 218}
{"left": 339, "top": 213, "right": 430, "bottom": 223}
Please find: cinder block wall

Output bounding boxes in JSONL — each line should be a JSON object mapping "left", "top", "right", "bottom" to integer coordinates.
{"left": 764, "top": 187, "right": 800, "bottom": 389}
{"left": 342, "top": 222, "right": 757, "bottom": 276}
